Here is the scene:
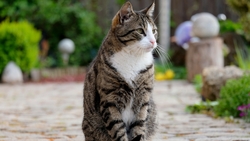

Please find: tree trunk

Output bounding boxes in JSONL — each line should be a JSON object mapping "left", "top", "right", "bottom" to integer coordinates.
{"left": 159, "top": 0, "right": 171, "bottom": 56}
{"left": 186, "top": 37, "right": 224, "bottom": 82}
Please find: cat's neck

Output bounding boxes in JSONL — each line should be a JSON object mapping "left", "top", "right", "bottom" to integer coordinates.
{"left": 99, "top": 31, "right": 123, "bottom": 56}
{"left": 110, "top": 48, "right": 153, "bottom": 86}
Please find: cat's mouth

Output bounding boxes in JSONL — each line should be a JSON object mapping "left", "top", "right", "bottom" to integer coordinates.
{"left": 145, "top": 46, "right": 155, "bottom": 52}
{"left": 146, "top": 43, "right": 157, "bottom": 51}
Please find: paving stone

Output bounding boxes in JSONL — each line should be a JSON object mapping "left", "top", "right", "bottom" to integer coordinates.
{"left": 198, "top": 127, "right": 244, "bottom": 132}
{"left": 165, "top": 138, "right": 190, "bottom": 141}
{"left": 195, "top": 137, "right": 250, "bottom": 141}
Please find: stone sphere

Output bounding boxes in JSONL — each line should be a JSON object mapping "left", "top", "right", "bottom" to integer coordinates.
{"left": 175, "top": 21, "right": 193, "bottom": 46}
{"left": 58, "top": 38, "right": 75, "bottom": 54}
{"left": 217, "top": 13, "right": 227, "bottom": 21}
{"left": 191, "top": 13, "right": 219, "bottom": 38}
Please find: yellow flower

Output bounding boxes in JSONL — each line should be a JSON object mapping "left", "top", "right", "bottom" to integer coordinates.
{"left": 155, "top": 73, "right": 166, "bottom": 81}
{"left": 165, "top": 69, "right": 175, "bottom": 80}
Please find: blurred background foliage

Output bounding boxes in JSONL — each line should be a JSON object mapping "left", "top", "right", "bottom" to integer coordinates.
{"left": 0, "top": 20, "right": 41, "bottom": 74}
{"left": 227, "top": 0, "right": 250, "bottom": 41}
{"left": 0, "top": 0, "right": 103, "bottom": 70}
{"left": 219, "top": 20, "right": 242, "bottom": 34}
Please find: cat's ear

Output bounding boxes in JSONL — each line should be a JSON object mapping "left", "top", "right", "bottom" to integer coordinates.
{"left": 112, "top": 2, "right": 135, "bottom": 27}
{"left": 119, "top": 2, "right": 135, "bottom": 23}
{"left": 141, "top": 2, "right": 155, "bottom": 17}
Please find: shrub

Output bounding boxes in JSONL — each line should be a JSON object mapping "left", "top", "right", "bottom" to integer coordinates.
{"left": 0, "top": 0, "right": 103, "bottom": 67}
{"left": 0, "top": 20, "right": 41, "bottom": 74}
{"left": 219, "top": 20, "right": 242, "bottom": 34}
{"left": 214, "top": 75, "right": 250, "bottom": 117}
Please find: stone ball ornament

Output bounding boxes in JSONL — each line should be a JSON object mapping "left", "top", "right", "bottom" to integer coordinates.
{"left": 58, "top": 38, "right": 75, "bottom": 65}
{"left": 191, "top": 12, "right": 220, "bottom": 38}
{"left": 217, "top": 13, "right": 227, "bottom": 21}
{"left": 58, "top": 38, "right": 75, "bottom": 54}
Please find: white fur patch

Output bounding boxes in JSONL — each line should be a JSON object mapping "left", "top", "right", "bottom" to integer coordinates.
{"left": 122, "top": 98, "right": 135, "bottom": 127}
{"left": 110, "top": 51, "right": 153, "bottom": 86}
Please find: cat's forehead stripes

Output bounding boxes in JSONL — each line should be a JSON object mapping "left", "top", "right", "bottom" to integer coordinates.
{"left": 136, "top": 13, "right": 153, "bottom": 29}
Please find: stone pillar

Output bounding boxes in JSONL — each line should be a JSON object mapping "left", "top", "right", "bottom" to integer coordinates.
{"left": 186, "top": 37, "right": 224, "bottom": 82}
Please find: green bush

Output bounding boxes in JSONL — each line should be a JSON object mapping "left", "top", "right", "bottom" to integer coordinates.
{"left": 0, "top": 0, "right": 103, "bottom": 67}
{"left": 219, "top": 20, "right": 242, "bottom": 34}
{"left": 0, "top": 20, "right": 41, "bottom": 74}
{"left": 214, "top": 75, "right": 250, "bottom": 117}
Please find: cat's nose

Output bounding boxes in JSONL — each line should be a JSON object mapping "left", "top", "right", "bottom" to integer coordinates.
{"left": 150, "top": 40, "right": 156, "bottom": 45}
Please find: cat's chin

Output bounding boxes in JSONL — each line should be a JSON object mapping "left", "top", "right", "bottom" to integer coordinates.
{"left": 145, "top": 47, "right": 154, "bottom": 52}
{"left": 144, "top": 46, "right": 156, "bottom": 52}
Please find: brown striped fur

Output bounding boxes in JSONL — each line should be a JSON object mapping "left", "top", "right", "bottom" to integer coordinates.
{"left": 82, "top": 2, "right": 157, "bottom": 141}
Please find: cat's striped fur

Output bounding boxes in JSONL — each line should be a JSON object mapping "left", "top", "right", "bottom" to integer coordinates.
{"left": 82, "top": 2, "right": 157, "bottom": 141}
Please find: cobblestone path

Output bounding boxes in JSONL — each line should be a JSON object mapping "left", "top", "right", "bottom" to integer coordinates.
{"left": 0, "top": 81, "right": 249, "bottom": 141}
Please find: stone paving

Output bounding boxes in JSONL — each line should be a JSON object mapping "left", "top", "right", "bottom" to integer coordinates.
{"left": 0, "top": 80, "right": 249, "bottom": 141}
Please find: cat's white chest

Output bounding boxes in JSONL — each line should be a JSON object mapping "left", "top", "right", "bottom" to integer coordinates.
{"left": 110, "top": 50, "right": 153, "bottom": 86}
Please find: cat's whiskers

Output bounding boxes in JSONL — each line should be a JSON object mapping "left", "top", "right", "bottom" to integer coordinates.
{"left": 137, "top": 47, "right": 144, "bottom": 54}
{"left": 155, "top": 48, "right": 166, "bottom": 67}
{"left": 133, "top": 45, "right": 150, "bottom": 56}
{"left": 154, "top": 44, "right": 171, "bottom": 68}
{"left": 155, "top": 45, "right": 169, "bottom": 61}
{"left": 154, "top": 11, "right": 160, "bottom": 22}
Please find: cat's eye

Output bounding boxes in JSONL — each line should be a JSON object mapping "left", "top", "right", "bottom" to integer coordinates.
{"left": 152, "top": 29, "right": 157, "bottom": 34}
{"left": 136, "top": 28, "right": 144, "bottom": 35}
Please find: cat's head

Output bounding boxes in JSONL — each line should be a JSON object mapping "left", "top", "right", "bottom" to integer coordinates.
{"left": 112, "top": 1, "right": 157, "bottom": 54}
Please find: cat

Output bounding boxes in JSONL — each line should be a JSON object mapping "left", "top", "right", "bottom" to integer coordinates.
{"left": 82, "top": 1, "right": 157, "bottom": 141}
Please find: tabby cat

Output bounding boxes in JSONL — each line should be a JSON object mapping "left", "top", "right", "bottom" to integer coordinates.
{"left": 82, "top": 2, "right": 157, "bottom": 141}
